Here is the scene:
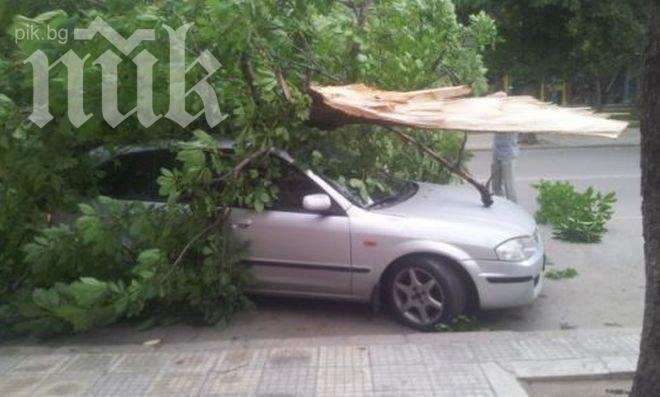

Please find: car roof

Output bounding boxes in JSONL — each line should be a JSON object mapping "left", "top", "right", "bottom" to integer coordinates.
{"left": 90, "top": 137, "right": 293, "bottom": 164}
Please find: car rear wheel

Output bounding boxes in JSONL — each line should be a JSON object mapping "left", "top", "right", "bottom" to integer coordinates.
{"left": 386, "top": 257, "right": 466, "bottom": 331}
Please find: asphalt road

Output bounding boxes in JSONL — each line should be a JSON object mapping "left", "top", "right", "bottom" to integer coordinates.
{"left": 470, "top": 145, "right": 644, "bottom": 331}
{"left": 35, "top": 145, "right": 644, "bottom": 346}
{"left": 469, "top": 145, "right": 642, "bottom": 220}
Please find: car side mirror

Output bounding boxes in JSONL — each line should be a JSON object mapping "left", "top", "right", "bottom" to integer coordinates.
{"left": 302, "top": 194, "right": 332, "bottom": 213}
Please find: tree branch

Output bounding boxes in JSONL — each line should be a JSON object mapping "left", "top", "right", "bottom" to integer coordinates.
{"left": 227, "top": 145, "right": 273, "bottom": 180}
{"left": 275, "top": 69, "right": 294, "bottom": 104}
{"left": 166, "top": 145, "right": 273, "bottom": 279}
{"left": 453, "top": 132, "right": 469, "bottom": 172}
{"left": 385, "top": 127, "right": 493, "bottom": 207}
{"left": 167, "top": 207, "right": 231, "bottom": 278}
{"left": 299, "top": 63, "right": 343, "bottom": 83}
{"left": 240, "top": 53, "right": 260, "bottom": 106}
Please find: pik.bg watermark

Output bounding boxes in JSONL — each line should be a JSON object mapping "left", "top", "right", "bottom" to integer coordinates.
{"left": 15, "top": 24, "right": 69, "bottom": 45}
{"left": 23, "top": 17, "right": 224, "bottom": 129}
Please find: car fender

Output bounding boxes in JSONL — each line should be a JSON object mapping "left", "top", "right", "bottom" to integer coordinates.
{"left": 352, "top": 239, "right": 480, "bottom": 301}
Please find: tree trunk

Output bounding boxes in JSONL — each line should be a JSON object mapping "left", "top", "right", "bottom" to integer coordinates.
{"left": 624, "top": 68, "right": 631, "bottom": 104}
{"left": 594, "top": 79, "right": 603, "bottom": 108}
{"left": 345, "top": 0, "right": 372, "bottom": 81}
{"left": 632, "top": 2, "right": 660, "bottom": 396}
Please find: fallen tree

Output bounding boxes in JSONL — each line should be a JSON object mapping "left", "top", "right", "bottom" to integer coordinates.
{"left": 308, "top": 84, "right": 628, "bottom": 206}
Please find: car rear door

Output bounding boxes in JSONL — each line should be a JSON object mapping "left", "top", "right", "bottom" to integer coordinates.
{"left": 97, "top": 149, "right": 176, "bottom": 205}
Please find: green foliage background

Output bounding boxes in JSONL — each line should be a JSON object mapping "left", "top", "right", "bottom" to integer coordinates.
{"left": 454, "top": 0, "right": 647, "bottom": 104}
{"left": 0, "top": 0, "right": 497, "bottom": 337}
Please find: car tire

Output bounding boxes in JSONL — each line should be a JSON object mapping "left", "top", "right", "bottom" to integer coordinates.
{"left": 385, "top": 256, "right": 467, "bottom": 331}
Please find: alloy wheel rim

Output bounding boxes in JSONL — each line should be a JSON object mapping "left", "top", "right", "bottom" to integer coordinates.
{"left": 392, "top": 266, "right": 444, "bottom": 325}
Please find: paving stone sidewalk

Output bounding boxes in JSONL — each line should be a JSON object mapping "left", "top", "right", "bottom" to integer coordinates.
{"left": 0, "top": 327, "right": 640, "bottom": 396}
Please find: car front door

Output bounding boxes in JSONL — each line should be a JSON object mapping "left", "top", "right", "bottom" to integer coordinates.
{"left": 230, "top": 158, "right": 352, "bottom": 296}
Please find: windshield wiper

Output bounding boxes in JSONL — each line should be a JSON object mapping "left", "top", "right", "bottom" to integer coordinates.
{"left": 367, "top": 195, "right": 400, "bottom": 209}
{"left": 367, "top": 182, "right": 418, "bottom": 209}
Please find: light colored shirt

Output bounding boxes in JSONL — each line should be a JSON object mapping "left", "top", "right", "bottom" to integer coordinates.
{"left": 493, "top": 132, "right": 519, "bottom": 161}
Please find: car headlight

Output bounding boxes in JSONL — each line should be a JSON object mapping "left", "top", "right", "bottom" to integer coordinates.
{"left": 495, "top": 236, "right": 538, "bottom": 262}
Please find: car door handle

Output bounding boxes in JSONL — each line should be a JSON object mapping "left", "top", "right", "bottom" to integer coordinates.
{"left": 230, "top": 219, "right": 252, "bottom": 229}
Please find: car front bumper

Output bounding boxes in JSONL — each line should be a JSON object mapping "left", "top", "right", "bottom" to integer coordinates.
{"left": 463, "top": 252, "right": 545, "bottom": 310}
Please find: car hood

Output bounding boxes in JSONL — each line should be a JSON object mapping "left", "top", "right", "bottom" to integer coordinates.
{"left": 372, "top": 182, "right": 537, "bottom": 243}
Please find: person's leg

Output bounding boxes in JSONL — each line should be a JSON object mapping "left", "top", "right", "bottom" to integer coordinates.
{"left": 491, "top": 159, "right": 503, "bottom": 196}
{"left": 502, "top": 159, "right": 518, "bottom": 203}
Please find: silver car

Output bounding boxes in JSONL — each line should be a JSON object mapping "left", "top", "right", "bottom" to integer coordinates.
{"left": 96, "top": 142, "right": 544, "bottom": 331}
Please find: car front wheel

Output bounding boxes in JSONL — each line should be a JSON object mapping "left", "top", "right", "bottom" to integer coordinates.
{"left": 386, "top": 257, "right": 467, "bottom": 331}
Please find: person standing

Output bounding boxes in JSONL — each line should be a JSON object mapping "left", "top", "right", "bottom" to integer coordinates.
{"left": 491, "top": 132, "right": 519, "bottom": 202}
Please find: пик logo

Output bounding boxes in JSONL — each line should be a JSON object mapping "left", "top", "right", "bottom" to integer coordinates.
{"left": 24, "top": 17, "right": 225, "bottom": 128}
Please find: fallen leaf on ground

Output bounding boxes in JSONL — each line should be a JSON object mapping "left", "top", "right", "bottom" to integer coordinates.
{"left": 143, "top": 338, "right": 162, "bottom": 347}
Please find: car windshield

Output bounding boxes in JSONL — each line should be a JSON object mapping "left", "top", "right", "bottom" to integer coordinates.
{"left": 318, "top": 171, "right": 418, "bottom": 209}
{"left": 292, "top": 146, "right": 418, "bottom": 209}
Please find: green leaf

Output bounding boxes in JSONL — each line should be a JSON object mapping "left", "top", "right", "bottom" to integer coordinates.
{"left": 79, "top": 203, "right": 95, "bottom": 216}
{"left": 32, "top": 288, "right": 60, "bottom": 309}
{"left": 67, "top": 279, "right": 109, "bottom": 308}
{"left": 51, "top": 304, "right": 92, "bottom": 332}
{"left": 137, "top": 249, "right": 165, "bottom": 268}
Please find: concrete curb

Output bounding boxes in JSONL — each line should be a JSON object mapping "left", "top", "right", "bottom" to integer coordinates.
{"left": 481, "top": 362, "right": 529, "bottom": 397}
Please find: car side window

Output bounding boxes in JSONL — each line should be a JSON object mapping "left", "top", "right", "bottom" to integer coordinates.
{"left": 98, "top": 150, "right": 339, "bottom": 211}
{"left": 98, "top": 150, "right": 177, "bottom": 202}
{"left": 269, "top": 158, "right": 340, "bottom": 214}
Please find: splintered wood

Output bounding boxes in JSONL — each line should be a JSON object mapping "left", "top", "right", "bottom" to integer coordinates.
{"left": 309, "top": 84, "right": 628, "bottom": 138}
